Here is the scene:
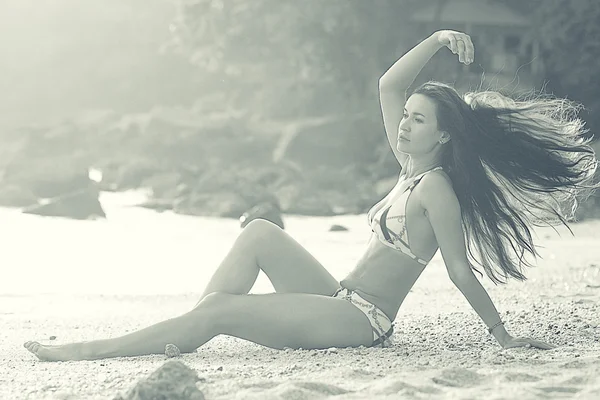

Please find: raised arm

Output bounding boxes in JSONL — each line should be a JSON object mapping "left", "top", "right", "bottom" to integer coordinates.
{"left": 419, "top": 172, "right": 555, "bottom": 350}
{"left": 379, "top": 31, "right": 473, "bottom": 170}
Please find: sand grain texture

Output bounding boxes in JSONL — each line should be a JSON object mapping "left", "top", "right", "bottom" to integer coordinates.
{"left": 2, "top": 195, "right": 600, "bottom": 399}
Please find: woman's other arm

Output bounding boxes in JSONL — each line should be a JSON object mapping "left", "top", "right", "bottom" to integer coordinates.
{"left": 419, "top": 173, "right": 555, "bottom": 350}
{"left": 379, "top": 31, "right": 473, "bottom": 170}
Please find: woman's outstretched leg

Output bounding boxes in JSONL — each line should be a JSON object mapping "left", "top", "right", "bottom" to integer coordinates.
{"left": 197, "top": 219, "right": 339, "bottom": 303}
{"left": 25, "top": 292, "right": 374, "bottom": 361}
{"left": 24, "top": 299, "right": 220, "bottom": 361}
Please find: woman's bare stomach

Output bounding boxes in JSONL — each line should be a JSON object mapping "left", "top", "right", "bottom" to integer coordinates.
{"left": 340, "top": 235, "right": 430, "bottom": 321}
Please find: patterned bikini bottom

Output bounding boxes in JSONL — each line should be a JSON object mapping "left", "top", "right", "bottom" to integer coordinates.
{"left": 332, "top": 286, "right": 393, "bottom": 347}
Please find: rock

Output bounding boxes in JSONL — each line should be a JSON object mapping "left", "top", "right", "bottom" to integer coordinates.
{"left": 173, "top": 191, "right": 250, "bottom": 218}
{"left": 329, "top": 224, "right": 348, "bottom": 232}
{"left": 97, "top": 160, "right": 162, "bottom": 192}
{"left": 320, "top": 190, "right": 364, "bottom": 215}
{"left": 0, "top": 184, "right": 38, "bottom": 208}
{"left": 3, "top": 159, "right": 93, "bottom": 199}
{"left": 240, "top": 201, "right": 284, "bottom": 229}
{"left": 271, "top": 164, "right": 380, "bottom": 215}
{"left": 22, "top": 185, "right": 105, "bottom": 220}
{"left": 142, "top": 171, "right": 184, "bottom": 198}
{"left": 273, "top": 115, "right": 381, "bottom": 170}
{"left": 1, "top": 126, "right": 94, "bottom": 198}
{"left": 137, "top": 199, "right": 174, "bottom": 212}
{"left": 114, "top": 361, "right": 204, "bottom": 400}
{"left": 165, "top": 343, "right": 181, "bottom": 358}
{"left": 288, "top": 194, "right": 334, "bottom": 216}
{"left": 138, "top": 178, "right": 192, "bottom": 213}
{"left": 275, "top": 184, "right": 334, "bottom": 216}
{"left": 32, "top": 170, "right": 92, "bottom": 199}
{"left": 49, "top": 336, "right": 57, "bottom": 340}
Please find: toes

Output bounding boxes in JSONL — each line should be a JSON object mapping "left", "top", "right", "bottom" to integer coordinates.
{"left": 24, "top": 341, "right": 41, "bottom": 353}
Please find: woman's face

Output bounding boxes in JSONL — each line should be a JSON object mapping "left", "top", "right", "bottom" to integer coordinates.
{"left": 396, "top": 94, "right": 446, "bottom": 154}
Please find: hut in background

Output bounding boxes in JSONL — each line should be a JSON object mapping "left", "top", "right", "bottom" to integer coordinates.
{"left": 410, "top": 0, "right": 543, "bottom": 94}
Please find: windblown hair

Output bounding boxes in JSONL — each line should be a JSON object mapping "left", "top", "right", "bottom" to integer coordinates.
{"left": 413, "top": 81, "right": 599, "bottom": 284}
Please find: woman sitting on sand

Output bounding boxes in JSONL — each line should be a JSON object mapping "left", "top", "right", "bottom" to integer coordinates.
{"left": 25, "top": 30, "right": 598, "bottom": 361}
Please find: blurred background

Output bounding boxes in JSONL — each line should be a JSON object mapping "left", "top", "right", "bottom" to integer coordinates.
{"left": 1, "top": 0, "right": 599, "bottom": 222}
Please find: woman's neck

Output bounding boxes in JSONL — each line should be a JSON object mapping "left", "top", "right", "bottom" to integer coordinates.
{"left": 404, "top": 155, "right": 442, "bottom": 179}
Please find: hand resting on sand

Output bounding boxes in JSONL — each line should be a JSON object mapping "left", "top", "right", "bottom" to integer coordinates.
{"left": 501, "top": 335, "right": 556, "bottom": 350}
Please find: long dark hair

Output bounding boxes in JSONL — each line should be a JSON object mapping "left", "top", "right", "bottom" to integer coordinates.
{"left": 413, "top": 81, "right": 598, "bottom": 284}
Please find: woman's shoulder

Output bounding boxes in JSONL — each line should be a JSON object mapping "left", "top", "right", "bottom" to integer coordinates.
{"left": 416, "top": 169, "right": 459, "bottom": 207}
{"left": 421, "top": 168, "right": 453, "bottom": 188}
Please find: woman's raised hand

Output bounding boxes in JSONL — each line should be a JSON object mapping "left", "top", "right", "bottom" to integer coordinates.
{"left": 436, "top": 30, "right": 474, "bottom": 65}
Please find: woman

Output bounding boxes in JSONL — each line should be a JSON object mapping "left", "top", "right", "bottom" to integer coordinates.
{"left": 25, "top": 30, "right": 597, "bottom": 361}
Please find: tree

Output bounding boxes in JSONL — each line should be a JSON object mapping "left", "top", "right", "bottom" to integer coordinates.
{"left": 537, "top": 0, "right": 600, "bottom": 139}
{"left": 167, "top": 0, "right": 421, "bottom": 119}
{"left": 501, "top": 0, "right": 600, "bottom": 139}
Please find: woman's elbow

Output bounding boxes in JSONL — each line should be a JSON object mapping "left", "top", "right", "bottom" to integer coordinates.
{"left": 378, "top": 77, "right": 388, "bottom": 90}
{"left": 379, "top": 76, "right": 396, "bottom": 90}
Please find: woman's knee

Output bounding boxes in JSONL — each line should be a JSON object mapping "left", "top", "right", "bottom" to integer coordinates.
{"left": 192, "top": 291, "right": 237, "bottom": 330}
{"left": 240, "top": 219, "right": 283, "bottom": 243}
{"left": 194, "top": 291, "right": 231, "bottom": 310}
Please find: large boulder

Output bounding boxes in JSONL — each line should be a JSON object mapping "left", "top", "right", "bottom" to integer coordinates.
{"left": 173, "top": 191, "right": 250, "bottom": 218}
{"left": 96, "top": 160, "right": 165, "bottom": 192}
{"left": 142, "top": 171, "right": 184, "bottom": 198}
{"left": 114, "top": 361, "right": 204, "bottom": 400}
{"left": 22, "top": 185, "right": 105, "bottom": 220}
{"left": 167, "top": 165, "right": 286, "bottom": 217}
{"left": 273, "top": 115, "right": 382, "bottom": 170}
{"left": 3, "top": 161, "right": 93, "bottom": 199}
{"left": 271, "top": 163, "right": 382, "bottom": 215}
{"left": 1, "top": 123, "right": 94, "bottom": 198}
{"left": 0, "top": 184, "right": 38, "bottom": 208}
{"left": 274, "top": 183, "right": 333, "bottom": 216}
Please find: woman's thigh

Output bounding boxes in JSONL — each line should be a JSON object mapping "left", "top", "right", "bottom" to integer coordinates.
{"left": 246, "top": 220, "right": 340, "bottom": 295}
{"left": 206, "top": 292, "right": 374, "bottom": 350}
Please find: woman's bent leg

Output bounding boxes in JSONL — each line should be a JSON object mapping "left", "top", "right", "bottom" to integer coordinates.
{"left": 198, "top": 219, "right": 339, "bottom": 303}
{"left": 24, "top": 292, "right": 373, "bottom": 361}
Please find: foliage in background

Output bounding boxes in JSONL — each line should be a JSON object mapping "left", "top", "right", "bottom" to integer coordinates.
{"left": 169, "top": 0, "right": 600, "bottom": 137}
{"left": 536, "top": 0, "right": 600, "bottom": 140}
{"left": 3, "top": 0, "right": 599, "bottom": 137}
{"left": 500, "top": 0, "right": 600, "bottom": 139}
{"left": 167, "top": 0, "right": 421, "bottom": 119}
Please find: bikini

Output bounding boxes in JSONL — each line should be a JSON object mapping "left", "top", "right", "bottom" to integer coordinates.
{"left": 333, "top": 167, "right": 442, "bottom": 347}
{"left": 368, "top": 166, "right": 443, "bottom": 265}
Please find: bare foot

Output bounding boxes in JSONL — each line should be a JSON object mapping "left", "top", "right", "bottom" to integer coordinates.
{"left": 24, "top": 341, "right": 85, "bottom": 361}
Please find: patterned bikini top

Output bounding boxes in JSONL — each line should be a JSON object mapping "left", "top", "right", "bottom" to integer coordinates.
{"left": 367, "top": 167, "right": 443, "bottom": 265}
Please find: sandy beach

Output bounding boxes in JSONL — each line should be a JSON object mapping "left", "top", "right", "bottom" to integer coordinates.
{"left": 1, "top": 192, "right": 600, "bottom": 399}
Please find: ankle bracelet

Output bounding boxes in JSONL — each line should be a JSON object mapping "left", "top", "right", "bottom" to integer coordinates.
{"left": 488, "top": 321, "right": 504, "bottom": 334}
